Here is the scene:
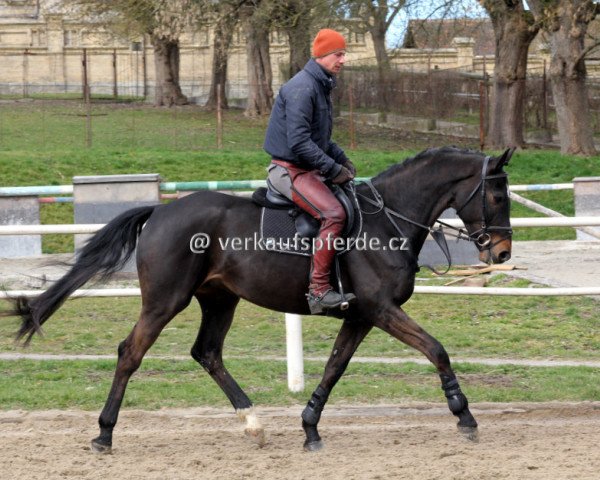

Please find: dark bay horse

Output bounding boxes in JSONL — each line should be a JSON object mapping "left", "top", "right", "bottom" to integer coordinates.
{"left": 10, "top": 146, "right": 514, "bottom": 452}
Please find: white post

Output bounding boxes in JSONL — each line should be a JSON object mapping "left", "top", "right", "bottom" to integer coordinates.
{"left": 285, "top": 313, "right": 304, "bottom": 392}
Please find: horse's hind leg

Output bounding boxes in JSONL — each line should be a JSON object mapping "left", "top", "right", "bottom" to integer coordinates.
{"left": 191, "top": 291, "right": 265, "bottom": 446}
{"left": 374, "top": 307, "right": 478, "bottom": 441}
{"left": 91, "top": 296, "right": 191, "bottom": 453}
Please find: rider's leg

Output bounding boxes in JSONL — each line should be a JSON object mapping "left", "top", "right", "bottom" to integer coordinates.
{"left": 290, "top": 170, "right": 355, "bottom": 312}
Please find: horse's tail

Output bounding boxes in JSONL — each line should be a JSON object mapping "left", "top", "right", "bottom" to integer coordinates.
{"left": 11, "top": 205, "right": 156, "bottom": 344}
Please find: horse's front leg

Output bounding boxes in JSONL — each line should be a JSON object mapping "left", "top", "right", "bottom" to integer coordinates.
{"left": 374, "top": 306, "right": 478, "bottom": 441}
{"left": 302, "top": 319, "right": 372, "bottom": 451}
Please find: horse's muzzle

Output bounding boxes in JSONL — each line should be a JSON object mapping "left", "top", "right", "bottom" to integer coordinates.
{"left": 479, "top": 237, "right": 512, "bottom": 264}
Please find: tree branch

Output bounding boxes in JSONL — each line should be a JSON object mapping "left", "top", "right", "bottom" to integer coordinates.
{"left": 574, "top": 39, "right": 600, "bottom": 65}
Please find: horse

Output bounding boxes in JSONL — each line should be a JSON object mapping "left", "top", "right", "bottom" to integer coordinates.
{"left": 9, "top": 145, "right": 514, "bottom": 453}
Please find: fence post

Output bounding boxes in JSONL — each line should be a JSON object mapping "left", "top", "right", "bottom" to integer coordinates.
{"left": 73, "top": 174, "right": 162, "bottom": 271}
{"left": 112, "top": 48, "right": 118, "bottom": 99}
{"left": 0, "top": 196, "right": 41, "bottom": 258}
{"left": 285, "top": 313, "right": 304, "bottom": 392}
{"left": 541, "top": 60, "right": 553, "bottom": 142}
{"left": 82, "top": 48, "right": 90, "bottom": 103}
{"left": 573, "top": 177, "right": 600, "bottom": 241}
{"left": 82, "top": 48, "right": 92, "bottom": 147}
{"left": 216, "top": 83, "right": 223, "bottom": 149}
{"left": 478, "top": 80, "right": 486, "bottom": 150}
{"left": 142, "top": 36, "right": 148, "bottom": 99}
{"left": 348, "top": 84, "right": 356, "bottom": 149}
{"left": 427, "top": 61, "right": 436, "bottom": 131}
{"left": 23, "top": 49, "right": 30, "bottom": 98}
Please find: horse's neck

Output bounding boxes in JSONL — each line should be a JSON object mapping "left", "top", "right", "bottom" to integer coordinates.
{"left": 370, "top": 159, "right": 462, "bottom": 227}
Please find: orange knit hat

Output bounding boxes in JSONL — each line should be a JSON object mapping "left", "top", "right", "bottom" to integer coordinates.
{"left": 312, "top": 29, "right": 346, "bottom": 58}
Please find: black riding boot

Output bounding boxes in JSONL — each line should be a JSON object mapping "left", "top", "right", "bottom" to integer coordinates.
{"left": 307, "top": 288, "right": 356, "bottom": 314}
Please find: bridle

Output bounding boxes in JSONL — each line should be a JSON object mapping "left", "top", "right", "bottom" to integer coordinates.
{"left": 356, "top": 155, "right": 512, "bottom": 270}
{"left": 444, "top": 155, "right": 512, "bottom": 251}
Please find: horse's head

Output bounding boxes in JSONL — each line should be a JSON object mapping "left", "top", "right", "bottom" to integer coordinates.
{"left": 453, "top": 148, "right": 514, "bottom": 265}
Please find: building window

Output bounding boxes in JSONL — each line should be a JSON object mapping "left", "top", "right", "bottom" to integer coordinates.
{"left": 349, "top": 32, "right": 364, "bottom": 44}
{"left": 30, "top": 28, "right": 46, "bottom": 46}
{"left": 270, "top": 30, "right": 286, "bottom": 45}
{"left": 233, "top": 28, "right": 243, "bottom": 46}
{"left": 193, "top": 27, "right": 209, "bottom": 46}
{"left": 64, "top": 30, "right": 79, "bottom": 47}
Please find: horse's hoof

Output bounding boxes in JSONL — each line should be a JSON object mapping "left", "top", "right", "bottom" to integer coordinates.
{"left": 90, "top": 438, "right": 112, "bottom": 454}
{"left": 303, "top": 440, "right": 324, "bottom": 452}
{"left": 245, "top": 427, "right": 267, "bottom": 448}
{"left": 458, "top": 425, "right": 479, "bottom": 443}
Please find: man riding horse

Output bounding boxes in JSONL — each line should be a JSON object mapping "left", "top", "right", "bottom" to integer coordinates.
{"left": 264, "top": 28, "right": 357, "bottom": 314}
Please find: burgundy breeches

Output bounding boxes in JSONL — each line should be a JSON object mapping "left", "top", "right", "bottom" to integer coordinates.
{"left": 273, "top": 160, "right": 346, "bottom": 294}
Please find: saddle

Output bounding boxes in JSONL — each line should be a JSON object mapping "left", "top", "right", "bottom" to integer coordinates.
{"left": 251, "top": 181, "right": 362, "bottom": 256}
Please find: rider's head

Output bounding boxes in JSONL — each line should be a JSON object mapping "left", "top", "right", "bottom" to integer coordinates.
{"left": 312, "top": 29, "right": 347, "bottom": 76}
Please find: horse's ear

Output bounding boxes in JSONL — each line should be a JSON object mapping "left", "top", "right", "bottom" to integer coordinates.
{"left": 489, "top": 147, "right": 515, "bottom": 172}
{"left": 498, "top": 147, "right": 516, "bottom": 167}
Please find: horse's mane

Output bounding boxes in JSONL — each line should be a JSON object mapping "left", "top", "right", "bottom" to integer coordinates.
{"left": 371, "top": 146, "right": 484, "bottom": 182}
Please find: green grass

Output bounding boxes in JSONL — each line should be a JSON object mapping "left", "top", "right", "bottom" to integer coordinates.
{"left": 0, "top": 359, "right": 598, "bottom": 410}
{"left": 0, "top": 100, "right": 597, "bottom": 182}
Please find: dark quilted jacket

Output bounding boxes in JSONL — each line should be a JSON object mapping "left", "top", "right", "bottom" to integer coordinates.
{"left": 263, "top": 59, "right": 347, "bottom": 179}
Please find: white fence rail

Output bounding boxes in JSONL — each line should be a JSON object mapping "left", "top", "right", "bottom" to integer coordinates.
{"left": 1, "top": 216, "right": 600, "bottom": 236}
{"left": 2, "top": 284, "right": 600, "bottom": 300}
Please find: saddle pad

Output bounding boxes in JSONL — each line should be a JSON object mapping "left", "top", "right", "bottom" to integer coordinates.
{"left": 260, "top": 207, "right": 363, "bottom": 257}
{"left": 260, "top": 207, "right": 312, "bottom": 256}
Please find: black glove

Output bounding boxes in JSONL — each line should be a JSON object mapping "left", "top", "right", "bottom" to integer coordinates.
{"left": 344, "top": 159, "right": 356, "bottom": 176}
{"left": 332, "top": 166, "right": 354, "bottom": 185}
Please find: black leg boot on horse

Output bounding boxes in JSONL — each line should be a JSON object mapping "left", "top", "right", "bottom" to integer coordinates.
{"left": 289, "top": 168, "right": 356, "bottom": 314}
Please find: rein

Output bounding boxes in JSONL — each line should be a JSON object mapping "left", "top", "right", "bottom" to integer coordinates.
{"left": 356, "top": 155, "right": 512, "bottom": 274}
{"left": 357, "top": 181, "right": 454, "bottom": 274}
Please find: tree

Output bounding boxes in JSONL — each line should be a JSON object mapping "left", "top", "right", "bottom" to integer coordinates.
{"left": 68, "top": 0, "right": 205, "bottom": 107}
{"left": 270, "top": 0, "right": 315, "bottom": 78}
{"left": 241, "top": 0, "right": 274, "bottom": 116}
{"left": 343, "top": 0, "right": 409, "bottom": 109}
{"left": 357, "top": 1, "right": 405, "bottom": 72}
{"left": 480, "top": 0, "right": 539, "bottom": 148}
{"left": 528, "top": 0, "right": 598, "bottom": 155}
{"left": 205, "top": 1, "right": 245, "bottom": 110}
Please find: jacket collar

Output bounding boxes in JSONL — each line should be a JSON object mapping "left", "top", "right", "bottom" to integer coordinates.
{"left": 304, "top": 58, "right": 336, "bottom": 92}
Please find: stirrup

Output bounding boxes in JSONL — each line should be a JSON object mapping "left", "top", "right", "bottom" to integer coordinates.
{"left": 307, "top": 289, "right": 357, "bottom": 314}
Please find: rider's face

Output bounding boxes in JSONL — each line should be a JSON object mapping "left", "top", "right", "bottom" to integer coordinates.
{"left": 315, "top": 51, "right": 347, "bottom": 76}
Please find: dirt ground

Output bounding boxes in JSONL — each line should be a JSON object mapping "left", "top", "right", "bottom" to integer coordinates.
{"left": 1, "top": 402, "right": 599, "bottom": 480}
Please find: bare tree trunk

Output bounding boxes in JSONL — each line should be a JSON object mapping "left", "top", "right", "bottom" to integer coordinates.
{"left": 283, "top": 0, "right": 312, "bottom": 79}
{"left": 362, "top": 1, "right": 399, "bottom": 113}
{"left": 205, "top": 7, "right": 239, "bottom": 110}
{"left": 152, "top": 34, "right": 188, "bottom": 107}
{"left": 286, "top": 17, "right": 311, "bottom": 79}
{"left": 369, "top": 25, "right": 391, "bottom": 111}
{"left": 482, "top": 1, "right": 538, "bottom": 148}
{"left": 528, "top": 0, "right": 597, "bottom": 155}
{"left": 242, "top": 6, "right": 273, "bottom": 116}
{"left": 548, "top": 17, "right": 596, "bottom": 154}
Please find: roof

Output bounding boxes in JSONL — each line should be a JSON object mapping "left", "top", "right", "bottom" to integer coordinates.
{"left": 403, "top": 18, "right": 495, "bottom": 56}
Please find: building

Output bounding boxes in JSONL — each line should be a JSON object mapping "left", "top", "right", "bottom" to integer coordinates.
{"left": 0, "top": 1, "right": 376, "bottom": 102}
